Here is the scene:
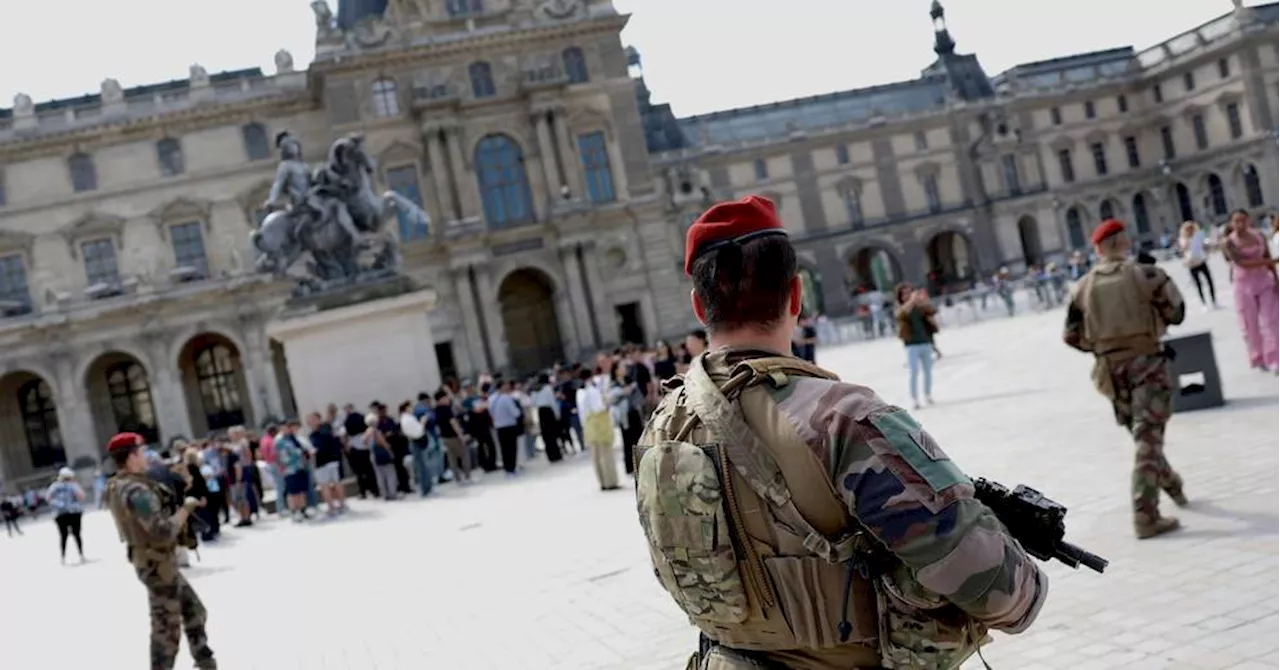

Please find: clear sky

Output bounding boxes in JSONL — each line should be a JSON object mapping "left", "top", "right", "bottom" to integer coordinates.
{"left": 0, "top": 0, "right": 1246, "bottom": 117}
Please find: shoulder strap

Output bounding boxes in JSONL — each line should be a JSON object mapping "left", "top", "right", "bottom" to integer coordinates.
{"left": 683, "top": 355, "right": 860, "bottom": 564}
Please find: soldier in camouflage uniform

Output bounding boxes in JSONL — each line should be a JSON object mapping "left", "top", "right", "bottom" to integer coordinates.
{"left": 633, "top": 195, "right": 1047, "bottom": 670}
{"left": 104, "top": 433, "right": 217, "bottom": 670}
{"left": 1063, "top": 219, "right": 1188, "bottom": 539}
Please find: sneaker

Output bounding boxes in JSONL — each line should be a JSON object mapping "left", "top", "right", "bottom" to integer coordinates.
{"left": 1136, "top": 516, "right": 1181, "bottom": 539}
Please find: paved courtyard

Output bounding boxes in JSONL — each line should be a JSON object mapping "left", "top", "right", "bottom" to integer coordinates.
{"left": 5, "top": 258, "right": 1277, "bottom": 670}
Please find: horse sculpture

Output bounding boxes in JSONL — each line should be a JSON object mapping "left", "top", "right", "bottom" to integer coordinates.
{"left": 251, "top": 134, "right": 429, "bottom": 290}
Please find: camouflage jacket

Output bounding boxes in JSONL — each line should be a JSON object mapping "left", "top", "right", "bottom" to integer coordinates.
{"left": 105, "top": 473, "right": 186, "bottom": 560}
{"left": 1063, "top": 259, "right": 1186, "bottom": 355}
{"left": 638, "top": 350, "right": 1048, "bottom": 655}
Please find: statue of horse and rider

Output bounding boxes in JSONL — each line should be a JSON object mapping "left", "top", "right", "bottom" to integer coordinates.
{"left": 251, "top": 132, "right": 429, "bottom": 287}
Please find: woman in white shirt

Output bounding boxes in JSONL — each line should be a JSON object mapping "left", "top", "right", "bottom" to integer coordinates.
{"left": 1179, "top": 221, "right": 1218, "bottom": 309}
{"left": 576, "top": 368, "right": 619, "bottom": 491}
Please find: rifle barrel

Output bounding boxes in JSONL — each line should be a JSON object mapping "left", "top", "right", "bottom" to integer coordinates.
{"left": 1056, "top": 542, "right": 1108, "bottom": 573}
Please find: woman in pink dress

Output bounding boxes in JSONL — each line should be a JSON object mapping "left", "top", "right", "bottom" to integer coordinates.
{"left": 1222, "top": 209, "right": 1279, "bottom": 373}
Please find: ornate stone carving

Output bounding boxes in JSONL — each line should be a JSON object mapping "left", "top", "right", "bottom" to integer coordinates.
{"left": 189, "top": 64, "right": 210, "bottom": 88}
{"left": 311, "top": 0, "right": 341, "bottom": 41}
{"left": 13, "top": 93, "right": 33, "bottom": 116}
{"left": 274, "top": 50, "right": 295, "bottom": 74}
{"left": 101, "top": 79, "right": 124, "bottom": 105}
{"left": 538, "top": 0, "right": 583, "bottom": 21}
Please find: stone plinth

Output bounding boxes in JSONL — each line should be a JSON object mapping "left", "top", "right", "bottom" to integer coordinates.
{"left": 266, "top": 288, "right": 441, "bottom": 417}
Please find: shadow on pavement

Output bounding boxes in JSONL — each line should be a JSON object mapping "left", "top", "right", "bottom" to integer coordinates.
{"left": 1173, "top": 499, "right": 1280, "bottom": 539}
{"left": 183, "top": 565, "right": 237, "bottom": 579}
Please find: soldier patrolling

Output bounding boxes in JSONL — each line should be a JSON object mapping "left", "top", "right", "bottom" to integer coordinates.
{"left": 634, "top": 195, "right": 1046, "bottom": 670}
{"left": 1064, "top": 219, "right": 1188, "bottom": 539}
{"left": 104, "top": 432, "right": 217, "bottom": 670}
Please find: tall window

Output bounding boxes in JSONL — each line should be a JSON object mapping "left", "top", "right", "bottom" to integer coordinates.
{"left": 562, "top": 47, "right": 589, "bottom": 84}
{"left": 922, "top": 174, "right": 941, "bottom": 212}
{"left": 1218, "top": 58, "right": 1231, "bottom": 79}
{"left": 195, "top": 344, "right": 245, "bottom": 431}
{"left": 371, "top": 78, "right": 400, "bottom": 117}
{"left": 242, "top": 123, "right": 270, "bottom": 161}
{"left": 475, "top": 134, "right": 534, "bottom": 227}
{"left": 0, "top": 169, "right": 6, "bottom": 207}
{"left": 1207, "top": 174, "right": 1228, "bottom": 217}
{"left": 1057, "top": 148, "right": 1075, "bottom": 183}
{"left": 82, "top": 238, "right": 119, "bottom": 286}
{"left": 170, "top": 222, "right": 208, "bottom": 277}
{"left": 0, "top": 254, "right": 30, "bottom": 311}
{"left": 1226, "top": 103, "right": 1243, "bottom": 139}
{"left": 1117, "top": 94, "right": 1129, "bottom": 113}
{"left": 1132, "top": 193, "right": 1151, "bottom": 234}
{"left": 1099, "top": 200, "right": 1115, "bottom": 221}
{"left": 840, "top": 182, "right": 863, "bottom": 227}
{"left": 1152, "top": 84, "right": 1163, "bottom": 103}
{"left": 1001, "top": 154, "right": 1021, "bottom": 194}
{"left": 1090, "top": 142, "right": 1108, "bottom": 176}
{"left": 157, "top": 138, "right": 184, "bottom": 176}
{"left": 1124, "top": 136, "right": 1141, "bottom": 168}
{"left": 1050, "top": 107, "right": 1062, "bottom": 125}
{"left": 835, "top": 144, "right": 850, "bottom": 165}
{"left": 1065, "top": 207, "right": 1085, "bottom": 248}
{"left": 386, "top": 165, "right": 429, "bottom": 241}
{"left": 914, "top": 131, "right": 928, "bottom": 151}
{"left": 1243, "top": 164, "right": 1265, "bottom": 207}
{"left": 469, "top": 62, "right": 496, "bottom": 99}
{"left": 1191, "top": 114, "right": 1208, "bottom": 150}
{"left": 19, "top": 379, "right": 64, "bottom": 469}
{"left": 69, "top": 153, "right": 97, "bottom": 192}
{"left": 106, "top": 362, "right": 158, "bottom": 444}
{"left": 1183, "top": 71, "right": 1196, "bottom": 92}
{"left": 1175, "top": 182, "right": 1195, "bottom": 222}
{"left": 446, "top": 0, "right": 483, "bottom": 16}
{"left": 753, "top": 158, "right": 768, "bottom": 181}
{"left": 1084, "top": 101, "right": 1096, "bottom": 119}
{"left": 577, "top": 132, "right": 616, "bottom": 204}
{"left": 1160, "top": 126, "right": 1176, "bottom": 160}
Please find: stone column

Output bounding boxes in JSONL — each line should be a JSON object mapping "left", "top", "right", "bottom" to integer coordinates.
{"left": 445, "top": 126, "right": 481, "bottom": 222}
{"left": 151, "top": 367, "right": 193, "bottom": 443}
{"left": 579, "top": 245, "right": 617, "bottom": 346}
{"left": 473, "top": 268, "right": 509, "bottom": 372}
{"left": 423, "top": 124, "right": 458, "bottom": 223}
{"left": 242, "top": 327, "right": 283, "bottom": 424}
{"left": 451, "top": 266, "right": 490, "bottom": 375}
{"left": 552, "top": 109, "right": 585, "bottom": 201}
{"left": 558, "top": 245, "right": 594, "bottom": 352}
{"left": 51, "top": 352, "right": 98, "bottom": 467}
{"left": 532, "top": 111, "right": 561, "bottom": 202}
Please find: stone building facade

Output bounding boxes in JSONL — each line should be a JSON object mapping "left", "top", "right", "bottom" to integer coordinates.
{"left": 0, "top": 0, "right": 1275, "bottom": 485}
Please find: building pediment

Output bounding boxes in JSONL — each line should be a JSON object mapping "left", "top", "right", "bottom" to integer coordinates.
{"left": 60, "top": 211, "right": 126, "bottom": 259}
{"left": 148, "top": 197, "right": 215, "bottom": 239}
{"left": 377, "top": 140, "right": 422, "bottom": 166}
{"left": 0, "top": 227, "right": 35, "bottom": 256}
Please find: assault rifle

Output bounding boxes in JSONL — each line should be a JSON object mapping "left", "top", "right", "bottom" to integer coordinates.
{"left": 973, "top": 478, "right": 1109, "bottom": 574}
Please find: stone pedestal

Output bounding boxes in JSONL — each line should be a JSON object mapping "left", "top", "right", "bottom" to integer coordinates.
{"left": 266, "top": 288, "right": 442, "bottom": 417}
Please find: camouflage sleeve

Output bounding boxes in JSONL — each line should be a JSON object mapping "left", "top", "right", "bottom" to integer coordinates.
{"left": 124, "top": 485, "right": 182, "bottom": 545}
{"left": 831, "top": 406, "right": 1048, "bottom": 632}
{"left": 1145, "top": 267, "right": 1186, "bottom": 327}
{"left": 1062, "top": 286, "right": 1089, "bottom": 352}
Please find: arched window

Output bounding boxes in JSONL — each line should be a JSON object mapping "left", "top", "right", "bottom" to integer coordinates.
{"left": 106, "top": 362, "right": 158, "bottom": 444}
{"left": 1099, "top": 199, "right": 1115, "bottom": 221}
{"left": 371, "top": 78, "right": 400, "bottom": 117}
{"left": 195, "top": 344, "right": 245, "bottom": 431}
{"left": 1133, "top": 193, "right": 1151, "bottom": 235}
{"left": 68, "top": 153, "right": 97, "bottom": 192}
{"left": 1065, "top": 206, "right": 1086, "bottom": 249}
{"left": 469, "top": 62, "right": 496, "bottom": 99}
{"left": 157, "top": 138, "right": 184, "bottom": 176}
{"left": 1207, "top": 173, "right": 1228, "bottom": 217}
{"left": 1244, "top": 164, "right": 1265, "bottom": 207}
{"left": 1175, "top": 182, "right": 1195, "bottom": 221}
{"left": 19, "top": 379, "right": 65, "bottom": 469}
{"left": 562, "top": 47, "right": 589, "bottom": 84}
{"left": 241, "top": 123, "right": 270, "bottom": 161}
{"left": 475, "top": 134, "right": 534, "bottom": 227}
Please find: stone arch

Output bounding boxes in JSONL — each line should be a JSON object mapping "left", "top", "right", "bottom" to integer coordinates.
{"left": 167, "top": 323, "right": 250, "bottom": 371}
{"left": 923, "top": 230, "right": 978, "bottom": 292}
{"left": 847, "top": 244, "right": 903, "bottom": 293}
{"left": 177, "top": 332, "right": 253, "bottom": 436}
{"left": 0, "top": 369, "right": 66, "bottom": 483}
{"left": 497, "top": 267, "right": 565, "bottom": 375}
{"left": 1097, "top": 196, "right": 1123, "bottom": 221}
{"left": 82, "top": 350, "right": 159, "bottom": 449}
{"left": 1017, "top": 215, "right": 1043, "bottom": 267}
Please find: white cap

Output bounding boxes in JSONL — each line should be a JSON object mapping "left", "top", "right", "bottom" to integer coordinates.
{"left": 58, "top": 467, "right": 75, "bottom": 479}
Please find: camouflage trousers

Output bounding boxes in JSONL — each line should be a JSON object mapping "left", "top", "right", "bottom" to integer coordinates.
{"left": 1108, "top": 354, "right": 1184, "bottom": 528}
{"left": 135, "top": 553, "right": 216, "bottom": 670}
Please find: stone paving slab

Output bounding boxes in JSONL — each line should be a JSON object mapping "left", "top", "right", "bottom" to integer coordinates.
{"left": 3, "top": 257, "right": 1276, "bottom": 669}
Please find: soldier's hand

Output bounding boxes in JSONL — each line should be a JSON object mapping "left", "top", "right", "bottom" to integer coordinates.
{"left": 182, "top": 497, "right": 201, "bottom": 512}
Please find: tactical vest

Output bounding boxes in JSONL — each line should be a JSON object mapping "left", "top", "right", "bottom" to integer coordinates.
{"left": 635, "top": 355, "right": 987, "bottom": 670}
{"left": 106, "top": 474, "right": 174, "bottom": 566}
{"left": 1077, "top": 260, "right": 1163, "bottom": 361}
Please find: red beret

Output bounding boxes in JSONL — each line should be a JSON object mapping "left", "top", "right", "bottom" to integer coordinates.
{"left": 106, "top": 432, "right": 145, "bottom": 454}
{"left": 684, "top": 195, "right": 788, "bottom": 275}
{"left": 1091, "top": 219, "right": 1127, "bottom": 245}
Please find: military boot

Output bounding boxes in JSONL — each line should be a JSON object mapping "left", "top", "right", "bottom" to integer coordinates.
{"left": 1136, "top": 516, "right": 1181, "bottom": 539}
{"left": 1169, "top": 491, "right": 1189, "bottom": 508}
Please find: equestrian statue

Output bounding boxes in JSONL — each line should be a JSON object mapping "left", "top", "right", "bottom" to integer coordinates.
{"left": 251, "top": 132, "right": 430, "bottom": 291}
